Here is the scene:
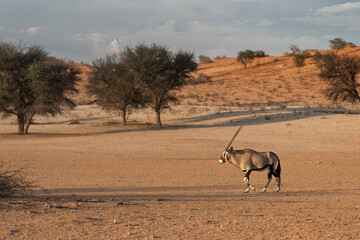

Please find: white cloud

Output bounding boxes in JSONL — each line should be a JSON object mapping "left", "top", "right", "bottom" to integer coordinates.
{"left": 25, "top": 26, "right": 41, "bottom": 35}
{"left": 316, "top": 2, "right": 360, "bottom": 15}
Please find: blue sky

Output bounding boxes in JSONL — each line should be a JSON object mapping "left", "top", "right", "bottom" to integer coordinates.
{"left": 1, "top": 0, "right": 359, "bottom": 63}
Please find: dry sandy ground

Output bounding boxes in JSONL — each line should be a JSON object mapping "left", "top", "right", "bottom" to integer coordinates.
{"left": 0, "top": 104, "right": 359, "bottom": 239}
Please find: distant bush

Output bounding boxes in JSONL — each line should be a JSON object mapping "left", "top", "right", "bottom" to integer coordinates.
{"left": 215, "top": 55, "right": 227, "bottom": 60}
{"left": 293, "top": 54, "right": 305, "bottom": 73}
{"left": 346, "top": 42, "right": 357, "bottom": 48}
{"left": 301, "top": 50, "right": 312, "bottom": 58}
{"left": 283, "top": 51, "right": 291, "bottom": 57}
{"left": 289, "top": 44, "right": 301, "bottom": 56}
{"left": 329, "top": 38, "right": 347, "bottom": 54}
{"left": 198, "top": 55, "right": 213, "bottom": 63}
{"left": 187, "top": 73, "right": 211, "bottom": 85}
{"left": 254, "top": 50, "right": 266, "bottom": 58}
{"left": 312, "top": 50, "right": 323, "bottom": 69}
{"left": 237, "top": 50, "right": 255, "bottom": 69}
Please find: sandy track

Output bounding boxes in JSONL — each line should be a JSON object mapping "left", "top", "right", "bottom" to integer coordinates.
{"left": 1, "top": 106, "right": 359, "bottom": 239}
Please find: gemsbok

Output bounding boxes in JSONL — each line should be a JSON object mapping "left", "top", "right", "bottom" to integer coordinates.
{"left": 218, "top": 125, "right": 281, "bottom": 193}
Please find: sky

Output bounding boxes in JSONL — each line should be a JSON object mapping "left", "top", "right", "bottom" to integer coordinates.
{"left": 1, "top": 0, "right": 360, "bottom": 63}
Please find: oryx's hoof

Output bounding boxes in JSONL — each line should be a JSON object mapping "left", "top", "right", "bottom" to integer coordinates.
{"left": 245, "top": 188, "right": 250, "bottom": 193}
{"left": 276, "top": 188, "right": 280, "bottom": 192}
{"left": 261, "top": 188, "right": 266, "bottom": 193}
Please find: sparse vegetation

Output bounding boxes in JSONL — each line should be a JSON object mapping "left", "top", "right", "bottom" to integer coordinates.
{"left": 289, "top": 45, "right": 306, "bottom": 72}
{"left": 198, "top": 55, "right": 212, "bottom": 63}
{"left": 0, "top": 162, "right": 34, "bottom": 197}
{"left": 289, "top": 44, "right": 301, "bottom": 56}
{"left": 187, "top": 73, "right": 211, "bottom": 85}
{"left": 254, "top": 50, "right": 266, "bottom": 58}
{"left": 215, "top": 55, "right": 227, "bottom": 60}
{"left": 312, "top": 51, "right": 323, "bottom": 69}
{"left": 293, "top": 54, "right": 305, "bottom": 73}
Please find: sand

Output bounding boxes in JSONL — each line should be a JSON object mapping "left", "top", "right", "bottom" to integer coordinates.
{"left": 1, "top": 104, "right": 359, "bottom": 239}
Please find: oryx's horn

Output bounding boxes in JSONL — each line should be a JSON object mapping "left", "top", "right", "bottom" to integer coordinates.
{"left": 225, "top": 125, "right": 243, "bottom": 150}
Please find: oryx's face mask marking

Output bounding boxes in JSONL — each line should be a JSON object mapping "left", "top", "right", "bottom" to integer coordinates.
{"left": 218, "top": 150, "right": 228, "bottom": 164}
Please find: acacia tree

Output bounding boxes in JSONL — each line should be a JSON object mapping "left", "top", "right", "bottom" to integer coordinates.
{"left": 0, "top": 41, "right": 80, "bottom": 134}
{"left": 329, "top": 38, "right": 347, "bottom": 55}
{"left": 318, "top": 53, "right": 360, "bottom": 103}
{"left": 87, "top": 54, "right": 144, "bottom": 125}
{"left": 237, "top": 50, "right": 254, "bottom": 69}
{"left": 123, "top": 43, "right": 197, "bottom": 126}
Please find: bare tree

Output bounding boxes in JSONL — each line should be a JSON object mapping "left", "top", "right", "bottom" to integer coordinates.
{"left": 319, "top": 54, "right": 360, "bottom": 103}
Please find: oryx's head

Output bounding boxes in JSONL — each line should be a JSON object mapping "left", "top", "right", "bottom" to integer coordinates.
{"left": 218, "top": 125, "right": 243, "bottom": 164}
{"left": 218, "top": 147, "right": 233, "bottom": 164}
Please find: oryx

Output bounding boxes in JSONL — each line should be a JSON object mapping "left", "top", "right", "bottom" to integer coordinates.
{"left": 218, "top": 125, "right": 281, "bottom": 193}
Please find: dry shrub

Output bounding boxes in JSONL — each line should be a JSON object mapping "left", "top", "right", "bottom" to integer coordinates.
{"left": 254, "top": 50, "right": 266, "bottom": 58}
{"left": 188, "top": 107, "right": 197, "bottom": 115}
{"left": 215, "top": 55, "right": 227, "bottom": 60}
{"left": 187, "top": 73, "right": 211, "bottom": 85}
{"left": 283, "top": 52, "right": 291, "bottom": 57}
{"left": 0, "top": 162, "right": 35, "bottom": 197}
{"left": 69, "top": 119, "right": 80, "bottom": 124}
{"left": 198, "top": 55, "right": 213, "bottom": 63}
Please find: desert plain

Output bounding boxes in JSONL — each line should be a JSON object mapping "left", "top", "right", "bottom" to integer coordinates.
{"left": 1, "top": 49, "right": 360, "bottom": 239}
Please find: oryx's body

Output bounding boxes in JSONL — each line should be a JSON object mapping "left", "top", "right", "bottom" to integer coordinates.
{"left": 219, "top": 148, "right": 281, "bottom": 193}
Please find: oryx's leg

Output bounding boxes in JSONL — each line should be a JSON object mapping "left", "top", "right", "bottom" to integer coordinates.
{"left": 243, "top": 170, "right": 255, "bottom": 193}
{"left": 272, "top": 170, "right": 281, "bottom": 192}
{"left": 262, "top": 165, "right": 273, "bottom": 193}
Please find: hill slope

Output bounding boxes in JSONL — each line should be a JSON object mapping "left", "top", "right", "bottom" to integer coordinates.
{"left": 179, "top": 46, "right": 360, "bottom": 108}
{"left": 72, "top": 46, "right": 360, "bottom": 109}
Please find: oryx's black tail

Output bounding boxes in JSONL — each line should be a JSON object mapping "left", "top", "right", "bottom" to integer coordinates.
{"left": 276, "top": 159, "right": 281, "bottom": 179}
{"left": 270, "top": 152, "right": 281, "bottom": 180}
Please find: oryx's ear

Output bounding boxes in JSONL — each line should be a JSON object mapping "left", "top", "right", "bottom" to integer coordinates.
{"left": 229, "top": 146, "right": 233, "bottom": 151}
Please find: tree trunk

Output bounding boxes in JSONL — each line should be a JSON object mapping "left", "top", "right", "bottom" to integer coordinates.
{"left": 121, "top": 108, "right": 127, "bottom": 125}
{"left": 24, "top": 114, "right": 34, "bottom": 134}
{"left": 155, "top": 109, "right": 162, "bottom": 127}
{"left": 17, "top": 114, "right": 25, "bottom": 135}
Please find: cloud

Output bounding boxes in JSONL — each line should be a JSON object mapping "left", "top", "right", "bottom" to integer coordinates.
{"left": 117, "top": 20, "right": 323, "bottom": 60}
{"left": 75, "top": 32, "right": 112, "bottom": 56}
{"left": 316, "top": 2, "right": 360, "bottom": 15}
{"left": 25, "top": 26, "right": 41, "bottom": 35}
{"left": 256, "top": 18, "right": 274, "bottom": 26}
